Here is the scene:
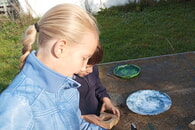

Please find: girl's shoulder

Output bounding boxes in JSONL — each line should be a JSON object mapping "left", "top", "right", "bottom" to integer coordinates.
{"left": 2, "top": 74, "right": 43, "bottom": 106}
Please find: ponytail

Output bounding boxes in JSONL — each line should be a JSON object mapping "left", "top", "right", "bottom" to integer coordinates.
{"left": 19, "top": 25, "right": 37, "bottom": 70}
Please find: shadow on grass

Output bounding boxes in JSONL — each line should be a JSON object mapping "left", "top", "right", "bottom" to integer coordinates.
{"left": 0, "top": 83, "right": 8, "bottom": 93}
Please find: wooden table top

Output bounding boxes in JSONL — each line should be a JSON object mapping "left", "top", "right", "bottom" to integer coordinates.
{"left": 98, "top": 51, "right": 195, "bottom": 130}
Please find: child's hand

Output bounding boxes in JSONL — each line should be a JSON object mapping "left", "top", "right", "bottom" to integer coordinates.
{"left": 82, "top": 114, "right": 103, "bottom": 126}
{"left": 101, "top": 97, "right": 120, "bottom": 117}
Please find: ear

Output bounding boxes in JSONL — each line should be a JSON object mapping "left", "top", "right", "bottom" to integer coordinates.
{"left": 53, "top": 39, "right": 67, "bottom": 58}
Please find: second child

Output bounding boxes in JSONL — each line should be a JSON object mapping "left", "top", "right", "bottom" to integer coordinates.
{"left": 75, "top": 45, "right": 120, "bottom": 128}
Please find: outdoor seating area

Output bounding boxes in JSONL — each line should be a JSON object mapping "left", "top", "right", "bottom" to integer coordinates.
{"left": 98, "top": 51, "right": 195, "bottom": 130}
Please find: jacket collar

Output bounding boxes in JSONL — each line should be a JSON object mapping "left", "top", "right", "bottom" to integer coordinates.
{"left": 22, "top": 51, "right": 80, "bottom": 93}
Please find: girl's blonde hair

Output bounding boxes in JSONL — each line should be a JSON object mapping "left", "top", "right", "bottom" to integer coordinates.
{"left": 19, "top": 4, "right": 99, "bottom": 70}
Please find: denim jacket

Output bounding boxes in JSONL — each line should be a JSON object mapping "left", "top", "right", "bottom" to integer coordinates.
{"left": 0, "top": 51, "right": 105, "bottom": 130}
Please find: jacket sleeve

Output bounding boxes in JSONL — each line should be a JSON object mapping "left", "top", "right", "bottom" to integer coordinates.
{"left": 0, "top": 93, "right": 33, "bottom": 130}
{"left": 93, "top": 65, "right": 110, "bottom": 100}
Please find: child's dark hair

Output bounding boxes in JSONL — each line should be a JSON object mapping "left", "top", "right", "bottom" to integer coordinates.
{"left": 87, "top": 44, "right": 103, "bottom": 65}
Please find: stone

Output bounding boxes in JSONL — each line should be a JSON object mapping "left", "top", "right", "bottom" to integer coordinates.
{"left": 189, "top": 120, "right": 195, "bottom": 130}
{"left": 99, "top": 112, "right": 120, "bottom": 129}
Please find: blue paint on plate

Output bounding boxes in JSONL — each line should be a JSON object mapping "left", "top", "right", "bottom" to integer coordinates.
{"left": 126, "top": 90, "right": 172, "bottom": 115}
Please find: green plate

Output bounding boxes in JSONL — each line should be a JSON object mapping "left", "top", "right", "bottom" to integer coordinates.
{"left": 113, "top": 64, "right": 141, "bottom": 79}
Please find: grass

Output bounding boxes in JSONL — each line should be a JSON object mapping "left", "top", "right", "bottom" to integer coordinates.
{"left": 0, "top": 15, "right": 36, "bottom": 92}
{"left": 0, "top": 0, "right": 194, "bottom": 92}
{"left": 96, "top": 1, "right": 195, "bottom": 62}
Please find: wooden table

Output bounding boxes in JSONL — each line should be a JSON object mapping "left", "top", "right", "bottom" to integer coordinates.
{"left": 98, "top": 51, "right": 195, "bottom": 130}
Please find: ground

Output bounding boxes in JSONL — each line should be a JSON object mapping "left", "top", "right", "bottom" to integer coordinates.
{"left": 98, "top": 51, "right": 195, "bottom": 130}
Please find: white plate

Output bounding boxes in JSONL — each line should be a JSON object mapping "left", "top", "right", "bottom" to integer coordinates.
{"left": 126, "top": 90, "right": 172, "bottom": 115}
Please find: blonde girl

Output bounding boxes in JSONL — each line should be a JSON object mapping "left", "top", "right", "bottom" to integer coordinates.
{"left": 0, "top": 4, "right": 105, "bottom": 130}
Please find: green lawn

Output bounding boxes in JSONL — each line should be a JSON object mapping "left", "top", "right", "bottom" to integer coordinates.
{"left": 0, "top": 1, "right": 194, "bottom": 92}
{"left": 96, "top": 1, "right": 195, "bottom": 62}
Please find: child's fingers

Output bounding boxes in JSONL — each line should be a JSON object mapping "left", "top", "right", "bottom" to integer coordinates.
{"left": 95, "top": 115, "right": 103, "bottom": 121}
{"left": 113, "top": 108, "right": 120, "bottom": 117}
